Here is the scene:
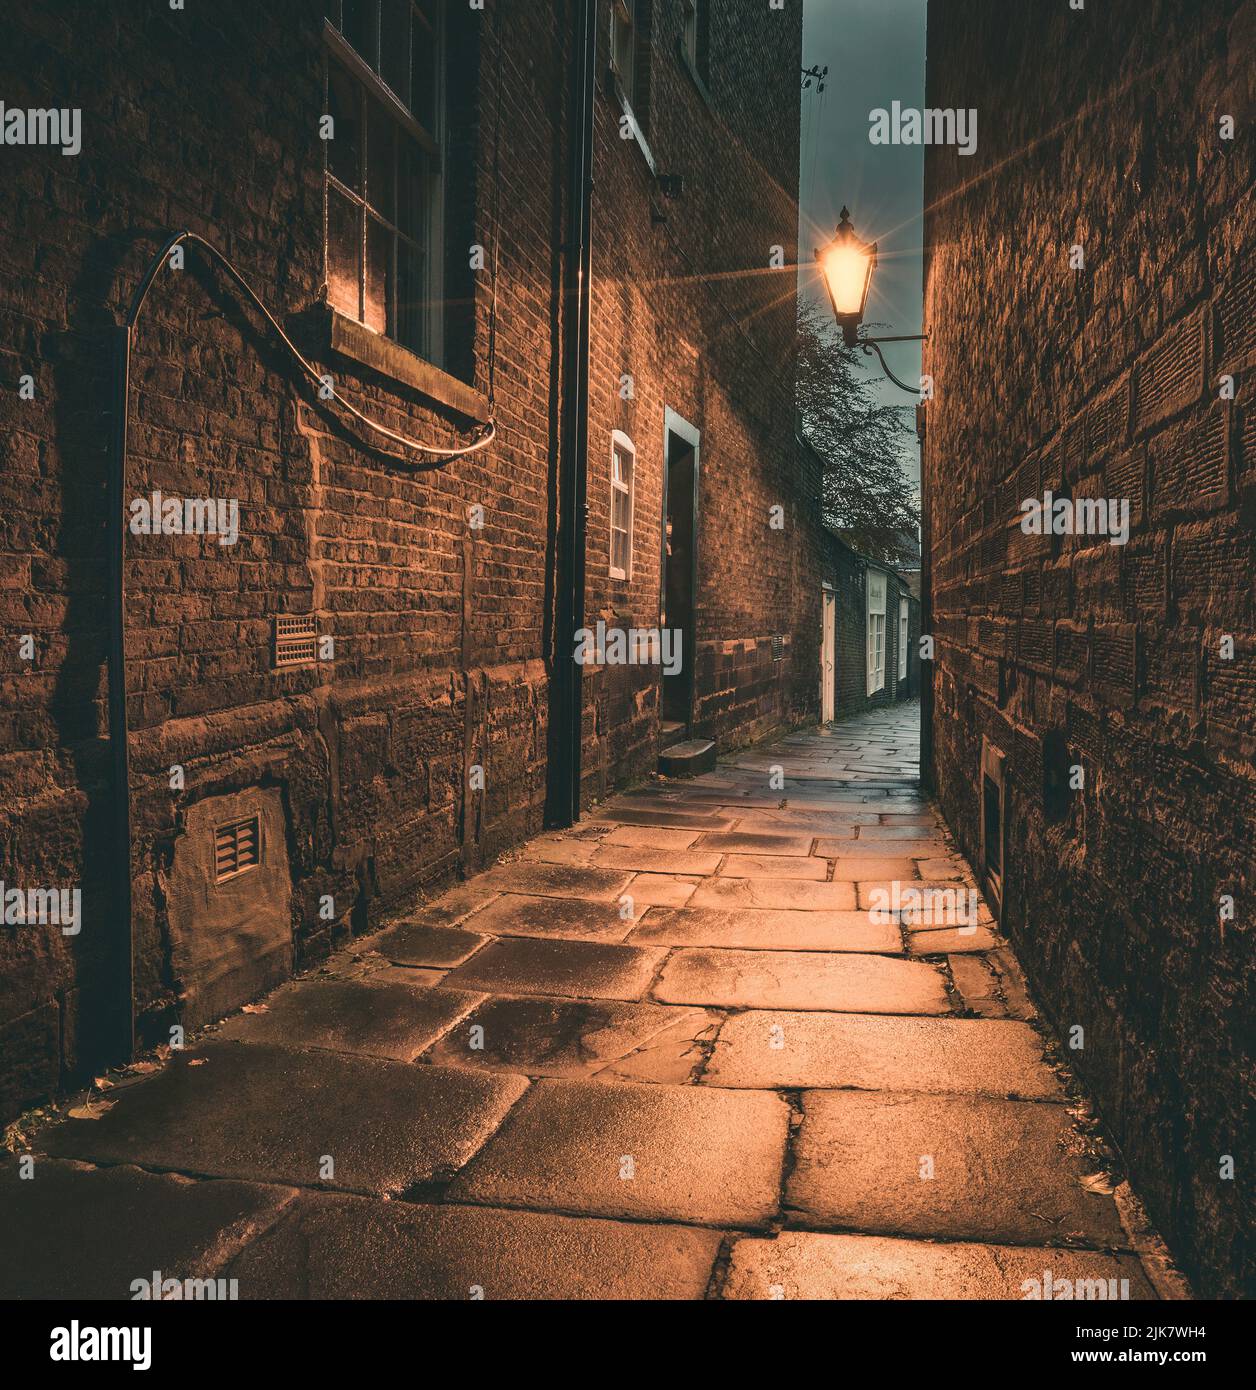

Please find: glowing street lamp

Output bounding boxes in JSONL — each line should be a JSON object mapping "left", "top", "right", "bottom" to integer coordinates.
{"left": 816, "top": 206, "right": 927, "bottom": 396}
{"left": 817, "top": 207, "right": 877, "bottom": 348}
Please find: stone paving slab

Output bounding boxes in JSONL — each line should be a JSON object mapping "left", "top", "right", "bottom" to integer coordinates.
{"left": 0, "top": 1154, "right": 296, "bottom": 1300}
{"left": 717, "top": 853, "right": 829, "bottom": 880}
{"left": 948, "top": 954, "right": 1006, "bottom": 1015}
{"left": 448, "top": 1078, "right": 790, "bottom": 1227}
{"left": 653, "top": 949, "right": 950, "bottom": 1014}
{"left": 733, "top": 810, "right": 880, "bottom": 828}
{"left": 441, "top": 937, "right": 666, "bottom": 1001}
{"left": 858, "top": 880, "right": 994, "bottom": 919}
{"left": 693, "top": 831, "right": 816, "bottom": 855}
{"left": 214, "top": 979, "right": 484, "bottom": 1061}
{"left": 624, "top": 874, "right": 700, "bottom": 906}
{"left": 721, "top": 1231, "right": 1156, "bottom": 1300}
{"left": 368, "top": 965, "right": 449, "bottom": 988}
{"left": 701, "top": 1012, "right": 1062, "bottom": 1097}
{"left": 520, "top": 837, "right": 598, "bottom": 865}
{"left": 591, "top": 845, "right": 722, "bottom": 875}
{"left": 988, "top": 948, "right": 1038, "bottom": 1019}
{"left": 687, "top": 878, "right": 857, "bottom": 911}
{"left": 786, "top": 1091, "right": 1128, "bottom": 1246}
{"left": 39, "top": 1042, "right": 529, "bottom": 1197}
{"left": 224, "top": 1194, "right": 722, "bottom": 1299}
{"left": 779, "top": 791, "right": 893, "bottom": 806}
{"left": 915, "top": 857, "right": 971, "bottom": 879}
{"left": 422, "top": 994, "right": 712, "bottom": 1078}
{"left": 602, "top": 825, "right": 703, "bottom": 849}
{"left": 827, "top": 857, "right": 922, "bottom": 881}
{"left": 617, "top": 790, "right": 782, "bottom": 809}
{"left": 860, "top": 825, "right": 953, "bottom": 840}
{"left": 594, "top": 1009, "right": 724, "bottom": 1084}
{"left": 401, "top": 882, "right": 502, "bottom": 927}
{"left": 627, "top": 907, "right": 901, "bottom": 953}
{"left": 592, "top": 807, "right": 736, "bottom": 831}
{"left": 816, "top": 838, "right": 950, "bottom": 857}
{"left": 373, "top": 922, "right": 487, "bottom": 968}
{"left": 473, "top": 862, "right": 635, "bottom": 902}
{"left": 454, "top": 893, "right": 640, "bottom": 942}
{"left": 911, "top": 926, "right": 1001, "bottom": 953}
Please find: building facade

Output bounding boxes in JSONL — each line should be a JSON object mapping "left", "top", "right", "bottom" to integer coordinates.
{"left": 924, "top": 0, "right": 1254, "bottom": 1297}
{"left": 818, "top": 530, "right": 920, "bottom": 725}
{"left": 0, "top": 1, "right": 824, "bottom": 1118}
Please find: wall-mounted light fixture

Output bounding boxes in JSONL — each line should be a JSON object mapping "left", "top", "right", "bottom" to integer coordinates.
{"left": 816, "top": 207, "right": 928, "bottom": 396}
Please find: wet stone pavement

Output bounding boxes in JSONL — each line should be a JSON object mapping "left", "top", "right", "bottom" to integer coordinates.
{"left": 5, "top": 703, "right": 1167, "bottom": 1300}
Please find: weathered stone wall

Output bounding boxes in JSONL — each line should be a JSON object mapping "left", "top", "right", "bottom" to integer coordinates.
{"left": 924, "top": 0, "right": 1255, "bottom": 1297}
{"left": 0, "top": 1, "right": 814, "bottom": 1118}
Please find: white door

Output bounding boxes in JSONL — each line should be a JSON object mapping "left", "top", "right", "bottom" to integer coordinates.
{"left": 821, "top": 589, "right": 836, "bottom": 723}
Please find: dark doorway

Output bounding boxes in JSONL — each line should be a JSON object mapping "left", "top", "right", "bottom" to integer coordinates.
{"left": 661, "top": 415, "right": 699, "bottom": 738}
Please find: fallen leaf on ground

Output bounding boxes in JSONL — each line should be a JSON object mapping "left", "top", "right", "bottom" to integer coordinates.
{"left": 187, "top": 1058, "right": 206, "bottom": 1067}
{"left": 241, "top": 1004, "right": 268, "bottom": 1014}
{"left": 68, "top": 1100, "right": 115, "bottom": 1120}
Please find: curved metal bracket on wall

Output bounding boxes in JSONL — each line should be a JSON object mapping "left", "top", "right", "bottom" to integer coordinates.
{"left": 858, "top": 333, "right": 929, "bottom": 397}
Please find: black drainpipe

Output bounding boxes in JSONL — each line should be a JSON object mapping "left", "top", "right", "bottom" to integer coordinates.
{"left": 549, "top": 0, "right": 597, "bottom": 827}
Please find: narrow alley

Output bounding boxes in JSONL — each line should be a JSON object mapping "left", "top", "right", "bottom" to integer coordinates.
{"left": 6, "top": 704, "right": 1164, "bottom": 1300}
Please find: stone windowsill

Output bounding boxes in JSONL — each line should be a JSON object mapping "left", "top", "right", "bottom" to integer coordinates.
{"left": 326, "top": 308, "right": 490, "bottom": 425}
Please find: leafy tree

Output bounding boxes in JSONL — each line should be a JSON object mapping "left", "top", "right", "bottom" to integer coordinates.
{"left": 796, "top": 297, "right": 920, "bottom": 564}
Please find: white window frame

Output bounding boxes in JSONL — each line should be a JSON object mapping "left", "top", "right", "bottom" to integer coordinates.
{"left": 609, "top": 430, "right": 636, "bottom": 581}
{"left": 866, "top": 570, "right": 887, "bottom": 695}
{"left": 898, "top": 596, "right": 909, "bottom": 681}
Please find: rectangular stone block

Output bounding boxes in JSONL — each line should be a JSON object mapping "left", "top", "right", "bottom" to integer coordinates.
{"left": 702, "top": 1012, "right": 1061, "bottom": 1097}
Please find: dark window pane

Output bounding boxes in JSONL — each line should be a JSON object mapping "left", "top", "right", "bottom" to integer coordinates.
{"left": 380, "top": 0, "right": 410, "bottom": 106}
{"left": 342, "top": 0, "right": 377, "bottom": 66}
{"left": 327, "top": 65, "right": 361, "bottom": 191}
{"left": 366, "top": 101, "right": 396, "bottom": 222}
{"left": 397, "top": 238, "right": 425, "bottom": 353}
{"left": 364, "top": 216, "right": 392, "bottom": 335}
{"left": 327, "top": 186, "right": 362, "bottom": 320}
{"left": 396, "top": 135, "right": 427, "bottom": 240}
{"left": 412, "top": 3, "right": 438, "bottom": 136}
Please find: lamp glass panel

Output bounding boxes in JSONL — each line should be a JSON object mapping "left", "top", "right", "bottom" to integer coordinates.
{"left": 822, "top": 242, "right": 872, "bottom": 318}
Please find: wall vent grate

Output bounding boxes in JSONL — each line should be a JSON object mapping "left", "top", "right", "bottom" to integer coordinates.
{"left": 214, "top": 813, "right": 261, "bottom": 882}
{"left": 274, "top": 614, "right": 318, "bottom": 668}
{"left": 772, "top": 633, "right": 785, "bottom": 662}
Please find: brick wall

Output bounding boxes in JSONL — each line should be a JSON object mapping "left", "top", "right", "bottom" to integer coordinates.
{"left": 0, "top": 1, "right": 817, "bottom": 1118}
{"left": 924, "top": 0, "right": 1255, "bottom": 1297}
{"left": 580, "top": 0, "right": 812, "bottom": 793}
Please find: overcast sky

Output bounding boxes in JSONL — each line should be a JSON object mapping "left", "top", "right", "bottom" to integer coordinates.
{"left": 800, "top": 0, "right": 927, "bottom": 484}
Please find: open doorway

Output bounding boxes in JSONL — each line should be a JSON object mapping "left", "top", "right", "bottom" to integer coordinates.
{"left": 661, "top": 409, "right": 699, "bottom": 742}
{"left": 821, "top": 586, "right": 836, "bottom": 722}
